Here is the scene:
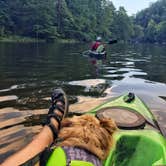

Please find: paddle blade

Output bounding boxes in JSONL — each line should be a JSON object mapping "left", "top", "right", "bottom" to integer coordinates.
{"left": 108, "top": 39, "right": 117, "bottom": 44}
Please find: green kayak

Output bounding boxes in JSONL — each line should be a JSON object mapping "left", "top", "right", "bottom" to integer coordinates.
{"left": 87, "top": 93, "right": 166, "bottom": 166}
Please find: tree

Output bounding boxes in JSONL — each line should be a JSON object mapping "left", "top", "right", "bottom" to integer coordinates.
{"left": 145, "top": 19, "right": 157, "bottom": 42}
{"left": 112, "top": 7, "right": 133, "bottom": 41}
{"left": 156, "top": 21, "right": 166, "bottom": 43}
{"left": 134, "top": 0, "right": 166, "bottom": 43}
{"left": 132, "top": 25, "right": 144, "bottom": 42}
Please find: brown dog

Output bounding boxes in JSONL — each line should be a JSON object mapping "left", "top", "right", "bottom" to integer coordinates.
{"left": 58, "top": 114, "right": 117, "bottom": 160}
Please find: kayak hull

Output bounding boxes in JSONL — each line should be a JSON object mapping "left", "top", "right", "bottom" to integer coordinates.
{"left": 87, "top": 93, "right": 166, "bottom": 166}
{"left": 84, "top": 50, "right": 106, "bottom": 60}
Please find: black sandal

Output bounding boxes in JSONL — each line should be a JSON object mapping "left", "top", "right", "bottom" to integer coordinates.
{"left": 46, "top": 89, "right": 69, "bottom": 140}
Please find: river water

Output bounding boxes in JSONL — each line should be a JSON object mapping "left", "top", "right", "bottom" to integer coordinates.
{"left": 0, "top": 42, "right": 166, "bottom": 163}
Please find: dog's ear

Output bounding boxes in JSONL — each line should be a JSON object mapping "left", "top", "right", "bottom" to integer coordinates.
{"left": 61, "top": 118, "right": 73, "bottom": 127}
{"left": 99, "top": 118, "right": 117, "bottom": 134}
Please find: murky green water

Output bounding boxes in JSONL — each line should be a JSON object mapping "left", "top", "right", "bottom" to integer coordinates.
{"left": 0, "top": 42, "right": 166, "bottom": 163}
{"left": 0, "top": 43, "right": 166, "bottom": 100}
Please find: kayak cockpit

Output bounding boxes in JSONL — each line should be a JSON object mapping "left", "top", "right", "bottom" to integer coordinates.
{"left": 104, "top": 130, "right": 166, "bottom": 166}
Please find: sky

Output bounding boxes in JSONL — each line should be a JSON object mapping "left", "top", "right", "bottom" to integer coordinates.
{"left": 110, "top": 0, "right": 158, "bottom": 15}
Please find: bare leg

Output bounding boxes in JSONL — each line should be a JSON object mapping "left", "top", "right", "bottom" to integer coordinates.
{"left": 1, "top": 104, "right": 63, "bottom": 166}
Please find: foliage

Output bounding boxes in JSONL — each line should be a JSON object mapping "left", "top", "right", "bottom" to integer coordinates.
{"left": 0, "top": 0, "right": 134, "bottom": 42}
{"left": 135, "top": 0, "right": 166, "bottom": 43}
{"left": 0, "top": 0, "right": 165, "bottom": 43}
{"left": 111, "top": 7, "right": 134, "bottom": 41}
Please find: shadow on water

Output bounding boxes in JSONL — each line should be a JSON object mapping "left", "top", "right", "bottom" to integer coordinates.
{"left": 0, "top": 42, "right": 166, "bottom": 163}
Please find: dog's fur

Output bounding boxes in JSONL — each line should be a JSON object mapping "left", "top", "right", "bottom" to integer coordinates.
{"left": 57, "top": 114, "right": 117, "bottom": 160}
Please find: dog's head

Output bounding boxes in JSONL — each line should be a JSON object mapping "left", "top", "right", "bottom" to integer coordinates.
{"left": 58, "top": 114, "right": 117, "bottom": 160}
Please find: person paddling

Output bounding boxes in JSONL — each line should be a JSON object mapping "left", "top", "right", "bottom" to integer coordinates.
{"left": 91, "top": 37, "right": 105, "bottom": 53}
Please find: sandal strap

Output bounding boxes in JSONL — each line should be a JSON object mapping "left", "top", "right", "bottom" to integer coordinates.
{"left": 49, "top": 104, "right": 65, "bottom": 115}
{"left": 47, "top": 113, "right": 62, "bottom": 130}
{"left": 51, "top": 92, "right": 63, "bottom": 103}
{"left": 49, "top": 104, "right": 64, "bottom": 113}
{"left": 45, "top": 89, "right": 69, "bottom": 141}
{"left": 51, "top": 88, "right": 69, "bottom": 119}
{"left": 47, "top": 123, "right": 58, "bottom": 140}
{"left": 53, "top": 99, "right": 65, "bottom": 105}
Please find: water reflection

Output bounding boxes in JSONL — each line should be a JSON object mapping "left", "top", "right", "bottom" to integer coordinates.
{"left": 0, "top": 43, "right": 166, "bottom": 163}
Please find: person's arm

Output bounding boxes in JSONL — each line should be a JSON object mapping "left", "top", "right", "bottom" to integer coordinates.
{"left": 1, "top": 117, "right": 60, "bottom": 166}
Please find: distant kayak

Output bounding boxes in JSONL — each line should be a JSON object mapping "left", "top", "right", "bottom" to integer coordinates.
{"left": 83, "top": 50, "right": 106, "bottom": 60}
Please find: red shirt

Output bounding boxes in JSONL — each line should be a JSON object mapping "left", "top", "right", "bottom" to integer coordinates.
{"left": 91, "top": 41, "right": 101, "bottom": 51}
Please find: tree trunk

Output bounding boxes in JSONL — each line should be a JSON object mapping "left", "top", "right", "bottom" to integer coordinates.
{"left": 57, "top": 0, "right": 62, "bottom": 33}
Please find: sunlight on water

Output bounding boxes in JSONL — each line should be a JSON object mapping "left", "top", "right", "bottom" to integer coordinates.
{"left": 0, "top": 43, "right": 166, "bottom": 163}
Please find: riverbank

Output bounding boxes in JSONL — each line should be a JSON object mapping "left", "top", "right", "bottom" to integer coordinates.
{"left": 0, "top": 36, "right": 79, "bottom": 43}
{"left": 0, "top": 36, "right": 44, "bottom": 43}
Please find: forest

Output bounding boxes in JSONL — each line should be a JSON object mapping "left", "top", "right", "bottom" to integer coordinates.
{"left": 0, "top": 0, "right": 166, "bottom": 43}
{"left": 135, "top": 0, "right": 166, "bottom": 43}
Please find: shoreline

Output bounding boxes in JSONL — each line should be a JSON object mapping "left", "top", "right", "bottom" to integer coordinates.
{"left": 0, "top": 36, "right": 80, "bottom": 43}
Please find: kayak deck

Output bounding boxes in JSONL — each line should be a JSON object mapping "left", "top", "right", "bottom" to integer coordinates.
{"left": 88, "top": 94, "right": 156, "bottom": 127}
